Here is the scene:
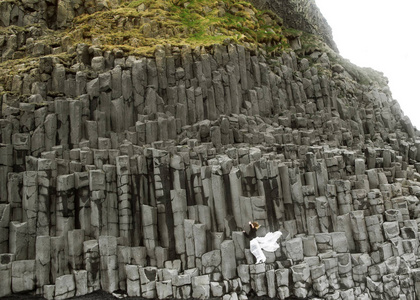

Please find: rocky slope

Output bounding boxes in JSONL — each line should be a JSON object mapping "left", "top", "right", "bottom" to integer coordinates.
{"left": 1, "top": 1, "right": 420, "bottom": 300}
{"left": 249, "top": 0, "right": 338, "bottom": 52}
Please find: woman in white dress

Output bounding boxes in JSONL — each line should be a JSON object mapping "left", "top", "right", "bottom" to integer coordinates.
{"left": 244, "top": 221, "right": 282, "bottom": 263}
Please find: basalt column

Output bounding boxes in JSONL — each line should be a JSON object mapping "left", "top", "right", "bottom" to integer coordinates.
{"left": 22, "top": 171, "right": 38, "bottom": 259}
{"left": 37, "top": 158, "right": 55, "bottom": 237}
{"left": 75, "top": 172, "right": 91, "bottom": 238}
{"left": 89, "top": 170, "right": 106, "bottom": 239}
{"left": 116, "top": 156, "right": 132, "bottom": 245}
{"left": 104, "top": 165, "right": 119, "bottom": 237}
{"left": 152, "top": 149, "right": 176, "bottom": 259}
{"left": 56, "top": 174, "right": 75, "bottom": 238}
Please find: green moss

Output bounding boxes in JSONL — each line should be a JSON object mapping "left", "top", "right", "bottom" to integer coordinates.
{"left": 283, "top": 27, "right": 302, "bottom": 38}
{"left": 126, "top": 0, "right": 147, "bottom": 8}
{"left": 0, "top": 0, "right": 298, "bottom": 88}
{"left": 66, "top": 0, "right": 291, "bottom": 56}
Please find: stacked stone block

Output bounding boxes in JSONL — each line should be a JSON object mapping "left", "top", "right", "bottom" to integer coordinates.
{"left": 1, "top": 41, "right": 420, "bottom": 299}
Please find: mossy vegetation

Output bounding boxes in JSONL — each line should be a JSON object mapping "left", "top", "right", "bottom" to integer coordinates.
{"left": 0, "top": 0, "right": 386, "bottom": 96}
{"left": 0, "top": 0, "right": 292, "bottom": 91}
{"left": 67, "top": 0, "right": 290, "bottom": 56}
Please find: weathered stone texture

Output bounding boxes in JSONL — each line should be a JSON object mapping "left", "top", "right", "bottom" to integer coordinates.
{"left": 1, "top": 29, "right": 420, "bottom": 300}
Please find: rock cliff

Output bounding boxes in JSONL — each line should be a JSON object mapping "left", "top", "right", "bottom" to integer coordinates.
{"left": 249, "top": 0, "right": 339, "bottom": 52}
{"left": 0, "top": 1, "right": 420, "bottom": 300}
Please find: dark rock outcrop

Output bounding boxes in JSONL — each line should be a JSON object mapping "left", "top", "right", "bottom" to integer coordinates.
{"left": 249, "top": 0, "right": 339, "bottom": 52}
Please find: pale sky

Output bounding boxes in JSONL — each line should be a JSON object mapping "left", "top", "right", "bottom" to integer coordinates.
{"left": 315, "top": 0, "right": 420, "bottom": 130}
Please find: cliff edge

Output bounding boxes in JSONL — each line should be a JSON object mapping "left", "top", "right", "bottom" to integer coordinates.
{"left": 249, "top": 0, "right": 339, "bottom": 52}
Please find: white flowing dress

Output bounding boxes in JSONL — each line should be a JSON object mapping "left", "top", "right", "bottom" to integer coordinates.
{"left": 250, "top": 231, "right": 282, "bottom": 263}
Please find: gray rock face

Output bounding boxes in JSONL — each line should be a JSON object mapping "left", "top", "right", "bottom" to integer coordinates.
{"left": 250, "top": 0, "right": 338, "bottom": 52}
{"left": 0, "top": 21, "right": 420, "bottom": 300}
{"left": 12, "top": 260, "right": 35, "bottom": 293}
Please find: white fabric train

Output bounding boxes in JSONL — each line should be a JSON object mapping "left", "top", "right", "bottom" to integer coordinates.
{"left": 250, "top": 231, "right": 282, "bottom": 263}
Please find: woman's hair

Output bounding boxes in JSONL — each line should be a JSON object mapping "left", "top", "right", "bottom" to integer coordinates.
{"left": 251, "top": 221, "right": 260, "bottom": 229}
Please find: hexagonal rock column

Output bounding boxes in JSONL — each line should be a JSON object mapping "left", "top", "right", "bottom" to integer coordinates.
{"left": 104, "top": 165, "right": 119, "bottom": 237}
{"left": 22, "top": 171, "right": 38, "bottom": 259}
{"left": 44, "top": 113, "right": 57, "bottom": 151}
{"left": 232, "top": 231, "right": 245, "bottom": 261}
{"left": 228, "top": 166, "right": 244, "bottom": 228}
{"left": 73, "top": 269, "right": 88, "bottom": 297}
{"left": 289, "top": 166, "right": 305, "bottom": 233}
{"left": 254, "top": 159, "right": 281, "bottom": 232}
{"left": 156, "top": 280, "right": 173, "bottom": 299}
{"left": 315, "top": 196, "right": 330, "bottom": 233}
{"left": 12, "top": 132, "right": 30, "bottom": 171}
{"left": 140, "top": 204, "right": 157, "bottom": 263}
{"left": 0, "top": 204, "right": 10, "bottom": 253}
{"left": 311, "top": 263, "right": 328, "bottom": 297}
{"left": 290, "top": 262, "right": 310, "bottom": 299}
{"left": 43, "top": 284, "right": 55, "bottom": 300}
{"left": 184, "top": 219, "right": 196, "bottom": 269}
{"left": 192, "top": 274, "right": 210, "bottom": 299}
{"left": 9, "top": 221, "right": 28, "bottom": 260}
{"left": 284, "top": 237, "right": 304, "bottom": 263}
{"left": 89, "top": 170, "right": 106, "bottom": 239}
{"left": 68, "top": 229, "right": 84, "bottom": 270}
{"left": 56, "top": 173, "right": 75, "bottom": 237}
{"left": 250, "top": 263, "right": 267, "bottom": 296}
{"left": 74, "top": 172, "right": 91, "bottom": 238}
{"left": 69, "top": 100, "right": 82, "bottom": 148}
{"left": 211, "top": 165, "right": 227, "bottom": 232}
{"left": 302, "top": 184, "right": 317, "bottom": 235}
{"left": 276, "top": 268, "right": 290, "bottom": 299}
{"left": 125, "top": 265, "right": 140, "bottom": 297}
{"left": 325, "top": 184, "right": 339, "bottom": 232}
{"left": 50, "top": 235, "right": 68, "bottom": 283}
{"left": 152, "top": 149, "right": 176, "bottom": 257}
{"left": 201, "top": 250, "right": 221, "bottom": 275}
{"left": 412, "top": 269, "right": 420, "bottom": 300}
{"left": 54, "top": 99, "right": 69, "bottom": 148}
{"left": 0, "top": 144, "right": 13, "bottom": 204}
{"left": 99, "top": 236, "right": 118, "bottom": 293}
{"left": 367, "top": 189, "right": 385, "bottom": 215}
{"left": 365, "top": 215, "right": 384, "bottom": 251}
{"left": 336, "top": 213, "right": 355, "bottom": 252}
{"left": 55, "top": 274, "right": 76, "bottom": 300}
{"left": 0, "top": 253, "right": 13, "bottom": 297}
{"left": 117, "top": 246, "right": 130, "bottom": 291}
{"left": 349, "top": 210, "right": 370, "bottom": 253}
{"left": 35, "top": 235, "right": 50, "bottom": 294}
{"left": 322, "top": 256, "right": 340, "bottom": 292}
{"left": 337, "top": 253, "right": 353, "bottom": 289}
{"left": 171, "top": 189, "right": 187, "bottom": 256}
{"left": 139, "top": 266, "right": 158, "bottom": 298}
{"left": 7, "top": 172, "right": 22, "bottom": 223}
{"left": 193, "top": 223, "right": 207, "bottom": 267}
{"left": 352, "top": 253, "right": 372, "bottom": 290}
{"left": 37, "top": 158, "right": 55, "bottom": 237}
{"left": 83, "top": 240, "right": 100, "bottom": 293}
{"left": 12, "top": 260, "right": 35, "bottom": 293}
{"left": 116, "top": 156, "right": 132, "bottom": 244}
{"left": 335, "top": 180, "right": 353, "bottom": 215}
{"left": 172, "top": 270, "right": 192, "bottom": 299}
{"left": 221, "top": 240, "right": 237, "bottom": 280}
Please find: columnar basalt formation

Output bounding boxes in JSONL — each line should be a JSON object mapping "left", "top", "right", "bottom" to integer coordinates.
{"left": 1, "top": 1, "right": 420, "bottom": 300}
{"left": 1, "top": 41, "right": 420, "bottom": 300}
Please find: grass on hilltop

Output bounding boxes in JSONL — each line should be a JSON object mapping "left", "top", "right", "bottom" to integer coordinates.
{"left": 67, "top": 0, "right": 290, "bottom": 56}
